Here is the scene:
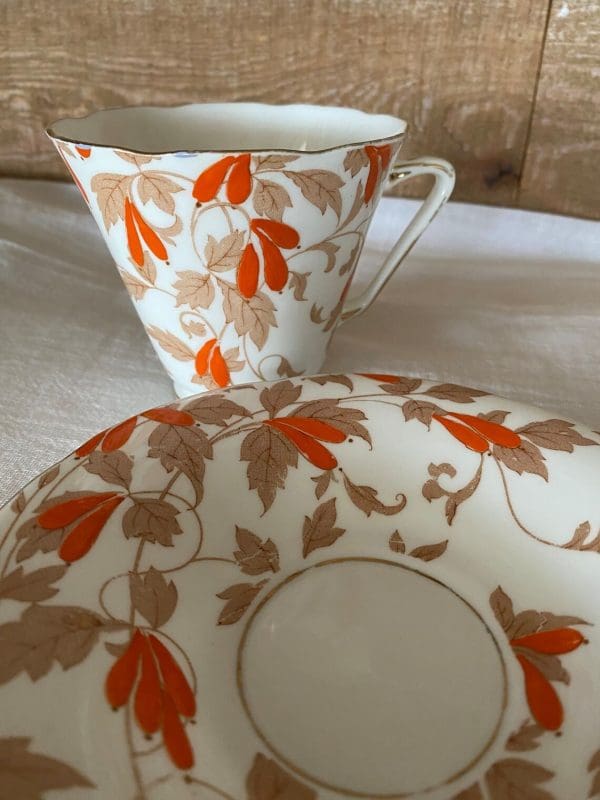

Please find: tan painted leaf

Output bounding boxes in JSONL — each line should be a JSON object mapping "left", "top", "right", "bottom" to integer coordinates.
{"left": 90, "top": 173, "right": 133, "bottom": 230}
{"left": 589, "top": 748, "right": 600, "bottom": 771}
{"left": 116, "top": 151, "right": 154, "bottom": 166}
{"left": 389, "top": 530, "right": 406, "bottom": 553}
{"left": 537, "top": 610, "right": 587, "bottom": 632}
{"left": 311, "top": 241, "right": 340, "bottom": 272}
{"left": 428, "top": 462, "right": 457, "bottom": 478}
{"left": 183, "top": 395, "right": 251, "bottom": 426}
{"left": 309, "top": 374, "right": 354, "bottom": 390}
{"left": 343, "top": 474, "right": 406, "bottom": 517}
{"left": 311, "top": 469, "right": 333, "bottom": 500}
{"left": 323, "top": 295, "right": 344, "bottom": 333}
{"left": 563, "top": 521, "right": 592, "bottom": 549}
{"left": 252, "top": 178, "right": 292, "bottom": 222}
{"left": 129, "top": 567, "right": 178, "bottom": 628}
{"left": 424, "top": 383, "right": 488, "bottom": 403}
{"left": 0, "top": 565, "right": 67, "bottom": 602}
{"left": 0, "top": 604, "right": 105, "bottom": 684}
{"left": 119, "top": 268, "right": 150, "bottom": 300}
{"left": 84, "top": 450, "right": 133, "bottom": 489}
{"left": 0, "top": 737, "right": 94, "bottom": 799}
{"left": 234, "top": 527, "right": 280, "bottom": 575}
{"left": 409, "top": 540, "right": 448, "bottom": 562}
{"left": 146, "top": 325, "right": 196, "bottom": 362}
{"left": 181, "top": 318, "right": 207, "bottom": 338}
{"left": 148, "top": 423, "right": 213, "bottom": 505}
{"left": 221, "top": 282, "right": 277, "bottom": 350}
{"left": 295, "top": 399, "right": 371, "bottom": 444}
{"left": 516, "top": 648, "right": 570, "bottom": 685}
{"left": 277, "top": 357, "right": 304, "bottom": 378}
{"left": 254, "top": 154, "right": 300, "bottom": 172}
{"left": 484, "top": 757, "right": 554, "bottom": 799}
{"left": 289, "top": 271, "right": 309, "bottom": 301}
{"left": 246, "top": 752, "right": 317, "bottom": 800}
{"left": 223, "top": 345, "right": 245, "bottom": 373}
{"left": 286, "top": 169, "right": 343, "bottom": 217}
{"left": 340, "top": 180, "right": 364, "bottom": 228}
{"left": 260, "top": 380, "right": 302, "bottom": 417}
{"left": 493, "top": 441, "right": 548, "bottom": 480}
{"left": 205, "top": 231, "right": 245, "bottom": 272}
{"left": 343, "top": 147, "right": 369, "bottom": 176}
{"left": 452, "top": 785, "right": 483, "bottom": 800}
{"left": 128, "top": 251, "right": 156, "bottom": 284}
{"left": 310, "top": 304, "right": 325, "bottom": 324}
{"left": 122, "top": 498, "right": 182, "bottom": 546}
{"left": 479, "top": 410, "right": 510, "bottom": 424}
{"left": 490, "top": 586, "right": 515, "bottom": 633}
{"left": 422, "top": 479, "right": 445, "bottom": 501}
{"left": 590, "top": 769, "right": 600, "bottom": 798}
{"left": 173, "top": 271, "right": 215, "bottom": 309}
{"left": 402, "top": 399, "right": 443, "bottom": 428}
{"left": 516, "top": 418, "right": 597, "bottom": 452}
{"left": 380, "top": 377, "right": 423, "bottom": 395}
{"left": 137, "top": 171, "right": 182, "bottom": 214}
{"left": 105, "top": 641, "right": 128, "bottom": 658}
{"left": 38, "top": 465, "right": 60, "bottom": 489}
{"left": 216, "top": 580, "right": 267, "bottom": 625}
{"left": 338, "top": 240, "right": 361, "bottom": 276}
{"left": 302, "top": 497, "right": 345, "bottom": 557}
{"left": 240, "top": 425, "right": 298, "bottom": 513}
{"left": 506, "top": 721, "right": 544, "bottom": 751}
{"left": 11, "top": 491, "right": 26, "bottom": 514}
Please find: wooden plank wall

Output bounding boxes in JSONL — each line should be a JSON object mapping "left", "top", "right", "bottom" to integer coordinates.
{"left": 0, "top": 0, "right": 598, "bottom": 219}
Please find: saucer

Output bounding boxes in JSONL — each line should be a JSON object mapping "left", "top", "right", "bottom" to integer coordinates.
{"left": 1, "top": 373, "right": 599, "bottom": 799}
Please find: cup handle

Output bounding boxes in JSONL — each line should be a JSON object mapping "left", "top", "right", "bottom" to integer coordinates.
{"left": 339, "top": 156, "right": 455, "bottom": 323}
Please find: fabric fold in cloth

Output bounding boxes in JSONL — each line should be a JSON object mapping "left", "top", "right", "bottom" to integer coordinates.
{"left": 0, "top": 178, "right": 598, "bottom": 503}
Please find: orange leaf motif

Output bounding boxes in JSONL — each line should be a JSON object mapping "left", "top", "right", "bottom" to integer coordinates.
{"left": 129, "top": 203, "right": 168, "bottom": 261}
{"left": 58, "top": 495, "right": 125, "bottom": 562}
{"left": 433, "top": 415, "right": 489, "bottom": 453}
{"left": 124, "top": 197, "right": 144, "bottom": 266}
{"left": 102, "top": 416, "right": 138, "bottom": 452}
{"left": 148, "top": 634, "right": 196, "bottom": 718}
{"left": 516, "top": 653, "right": 563, "bottom": 731}
{"left": 195, "top": 338, "right": 217, "bottom": 376}
{"left": 75, "top": 430, "right": 106, "bottom": 458}
{"left": 280, "top": 417, "right": 346, "bottom": 443}
{"left": 193, "top": 156, "right": 236, "bottom": 202}
{"left": 105, "top": 630, "right": 144, "bottom": 708}
{"left": 161, "top": 689, "right": 194, "bottom": 769}
{"left": 512, "top": 628, "right": 585, "bottom": 655}
{"left": 238, "top": 243, "right": 260, "bottom": 298}
{"left": 209, "top": 345, "right": 230, "bottom": 388}
{"left": 257, "top": 232, "right": 288, "bottom": 292}
{"left": 227, "top": 153, "right": 252, "bottom": 204}
{"left": 38, "top": 492, "right": 118, "bottom": 529}
{"left": 266, "top": 420, "right": 338, "bottom": 470}
{"left": 135, "top": 637, "right": 163, "bottom": 734}
{"left": 251, "top": 218, "right": 300, "bottom": 249}
{"left": 449, "top": 412, "right": 521, "bottom": 449}
{"left": 141, "top": 408, "right": 194, "bottom": 426}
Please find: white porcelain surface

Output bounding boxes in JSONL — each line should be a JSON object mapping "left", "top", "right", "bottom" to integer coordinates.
{"left": 1, "top": 373, "right": 599, "bottom": 799}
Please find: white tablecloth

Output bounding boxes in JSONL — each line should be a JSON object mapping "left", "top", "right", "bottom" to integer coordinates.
{"left": 0, "top": 178, "right": 598, "bottom": 504}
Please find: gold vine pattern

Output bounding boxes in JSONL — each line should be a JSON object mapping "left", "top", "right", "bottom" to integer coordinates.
{"left": 0, "top": 374, "right": 597, "bottom": 798}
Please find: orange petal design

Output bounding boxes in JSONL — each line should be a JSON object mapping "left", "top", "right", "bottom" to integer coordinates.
{"left": 357, "top": 373, "right": 404, "bottom": 383}
{"left": 75, "top": 146, "right": 91, "bottom": 158}
{"left": 58, "top": 495, "right": 124, "bottom": 562}
{"left": 105, "top": 630, "right": 144, "bottom": 709}
{"left": 512, "top": 628, "right": 585, "bottom": 655}
{"left": 102, "top": 416, "right": 138, "bottom": 452}
{"left": 124, "top": 197, "right": 144, "bottom": 266}
{"left": 251, "top": 218, "right": 299, "bottom": 249}
{"left": 209, "top": 345, "right": 230, "bottom": 388}
{"left": 257, "top": 233, "right": 288, "bottom": 291}
{"left": 135, "top": 638, "right": 163, "bottom": 734}
{"left": 449, "top": 412, "right": 521, "bottom": 449}
{"left": 38, "top": 492, "right": 118, "bottom": 529}
{"left": 148, "top": 634, "right": 196, "bottom": 718}
{"left": 130, "top": 203, "right": 168, "bottom": 261}
{"left": 195, "top": 338, "right": 217, "bottom": 376}
{"left": 75, "top": 429, "right": 106, "bottom": 458}
{"left": 226, "top": 153, "right": 252, "bottom": 204}
{"left": 161, "top": 690, "right": 195, "bottom": 770}
{"left": 281, "top": 416, "right": 346, "bottom": 443}
{"left": 237, "top": 243, "right": 259, "bottom": 298}
{"left": 192, "top": 156, "right": 236, "bottom": 202}
{"left": 364, "top": 145, "right": 379, "bottom": 204}
{"left": 433, "top": 415, "right": 489, "bottom": 453}
{"left": 142, "top": 408, "right": 195, "bottom": 426}
{"left": 267, "top": 420, "right": 338, "bottom": 470}
{"left": 377, "top": 144, "right": 392, "bottom": 170}
{"left": 516, "top": 653, "right": 563, "bottom": 731}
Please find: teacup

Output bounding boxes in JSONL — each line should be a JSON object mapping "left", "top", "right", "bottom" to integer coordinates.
{"left": 47, "top": 103, "right": 454, "bottom": 397}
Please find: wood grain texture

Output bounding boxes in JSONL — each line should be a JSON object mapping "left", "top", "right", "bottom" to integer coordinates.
{"left": 1, "top": 0, "right": 595, "bottom": 217}
{"left": 519, "top": 0, "right": 600, "bottom": 218}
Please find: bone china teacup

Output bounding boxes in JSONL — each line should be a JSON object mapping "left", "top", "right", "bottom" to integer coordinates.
{"left": 47, "top": 103, "right": 454, "bottom": 397}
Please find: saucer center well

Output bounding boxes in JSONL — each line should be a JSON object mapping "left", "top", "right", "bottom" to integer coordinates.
{"left": 238, "top": 557, "right": 506, "bottom": 797}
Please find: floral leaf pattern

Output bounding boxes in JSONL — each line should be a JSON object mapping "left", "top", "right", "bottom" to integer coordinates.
{"left": 302, "top": 498, "right": 345, "bottom": 557}
{"left": 0, "top": 737, "right": 94, "bottom": 799}
{"left": 173, "top": 271, "right": 215, "bottom": 309}
{"left": 342, "top": 474, "right": 406, "bottom": 517}
{"left": 233, "top": 527, "right": 280, "bottom": 575}
{"left": 246, "top": 752, "right": 317, "bottom": 800}
{"left": 240, "top": 425, "right": 298, "bottom": 513}
{"left": 129, "top": 567, "right": 178, "bottom": 628}
{"left": 205, "top": 231, "right": 245, "bottom": 272}
{"left": 216, "top": 581, "right": 267, "bottom": 625}
{"left": 0, "top": 566, "right": 67, "bottom": 602}
{"left": 285, "top": 169, "right": 343, "bottom": 217}
{"left": 252, "top": 179, "right": 292, "bottom": 222}
{"left": 84, "top": 450, "right": 133, "bottom": 489}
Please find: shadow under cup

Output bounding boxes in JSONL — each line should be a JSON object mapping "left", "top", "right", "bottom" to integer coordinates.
{"left": 47, "top": 103, "right": 450, "bottom": 398}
